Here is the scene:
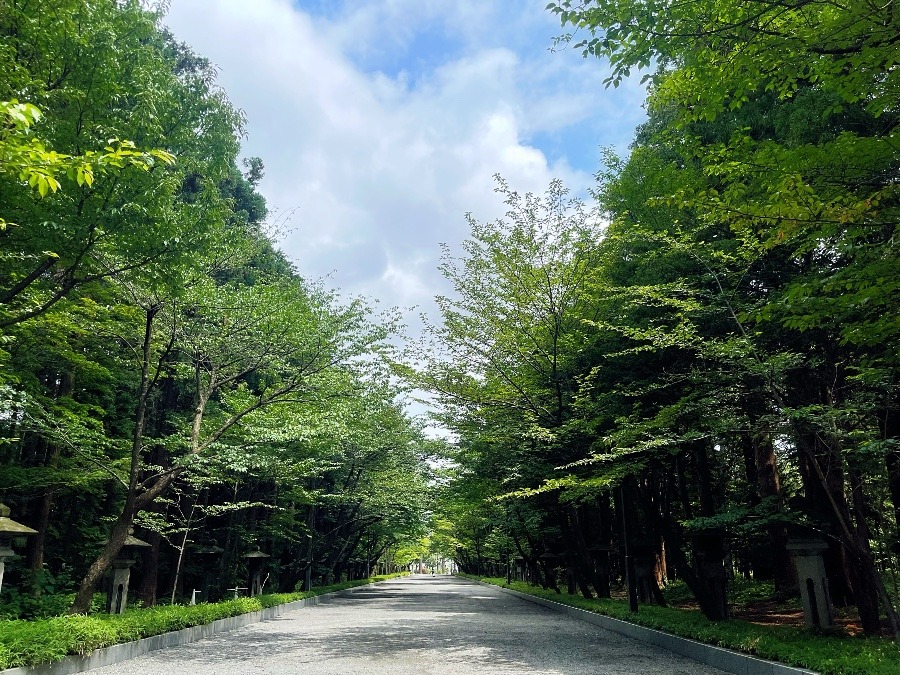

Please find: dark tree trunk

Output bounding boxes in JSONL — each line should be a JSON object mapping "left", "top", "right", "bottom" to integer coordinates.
{"left": 642, "top": 471, "right": 722, "bottom": 620}
{"left": 27, "top": 372, "right": 72, "bottom": 582}
{"left": 847, "top": 459, "right": 882, "bottom": 634}
{"left": 881, "top": 407, "right": 900, "bottom": 533}
{"left": 138, "top": 529, "right": 161, "bottom": 607}
{"left": 692, "top": 441, "right": 716, "bottom": 518}
{"left": 568, "top": 505, "right": 608, "bottom": 598}
{"left": 28, "top": 489, "right": 53, "bottom": 578}
{"left": 70, "top": 305, "right": 159, "bottom": 614}
{"left": 753, "top": 432, "right": 796, "bottom": 595}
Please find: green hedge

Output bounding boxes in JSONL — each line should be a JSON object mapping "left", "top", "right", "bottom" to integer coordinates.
{"left": 461, "top": 576, "right": 899, "bottom": 675}
{"left": 0, "top": 574, "right": 406, "bottom": 670}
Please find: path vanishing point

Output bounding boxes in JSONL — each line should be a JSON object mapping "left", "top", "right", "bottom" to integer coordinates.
{"left": 86, "top": 576, "right": 727, "bottom": 674}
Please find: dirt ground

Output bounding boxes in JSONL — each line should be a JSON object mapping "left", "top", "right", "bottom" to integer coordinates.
{"left": 729, "top": 600, "right": 887, "bottom": 637}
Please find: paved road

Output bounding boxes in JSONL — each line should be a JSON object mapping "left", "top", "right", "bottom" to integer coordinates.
{"left": 89, "top": 575, "right": 727, "bottom": 674}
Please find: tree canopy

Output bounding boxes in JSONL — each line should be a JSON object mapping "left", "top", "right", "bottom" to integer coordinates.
{"left": 413, "top": 0, "right": 900, "bottom": 637}
{"left": 1, "top": 0, "right": 428, "bottom": 616}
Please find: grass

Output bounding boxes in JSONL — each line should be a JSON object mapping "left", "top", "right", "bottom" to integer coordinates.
{"left": 461, "top": 575, "right": 900, "bottom": 675}
{"left": 0, "top": 573, "right": 406, "bottom": 670}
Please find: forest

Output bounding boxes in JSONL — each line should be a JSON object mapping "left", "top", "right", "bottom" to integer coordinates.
{"left": 1, "top": 0, "right": 899, "bottom": 657}
{"left": 0, "top": 0, "right": 430, "bottom": 618}
{"left": 417, "top": 0, "right": 900, "bottom": 640}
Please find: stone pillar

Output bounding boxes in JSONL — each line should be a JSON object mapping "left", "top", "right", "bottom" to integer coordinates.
{"left": 107, "top": 558, "right": 136, "bottom": 614}
{"left": 0, "top": 544, "right": 12, "bottom": 595}
{"left": 787, "top": 537, "right": 833, "bottom": 630}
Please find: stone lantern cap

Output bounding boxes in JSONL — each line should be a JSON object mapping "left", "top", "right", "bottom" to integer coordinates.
{"left": 245, "top": 549, "right": 271, "bottom": 559}
{"left": 786, "top": 536, "right": 829, "bottom": 556}
{"left": 0, "top": 503, "right": 38, "bottom": 536}
{"left": 123, "top": 533, "right": 152, "bottom": 548}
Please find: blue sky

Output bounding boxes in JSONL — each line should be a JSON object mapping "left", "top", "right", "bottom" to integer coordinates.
{"left": 163, "top": 0, "right": 647, "bottom": 417}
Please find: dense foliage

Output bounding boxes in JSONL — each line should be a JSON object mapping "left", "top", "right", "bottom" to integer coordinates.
{"left": 0, "top": 0, "right": 428, "bottom": 616}
{"left": 413, "top": 0, "right": 900, "bottom": 640}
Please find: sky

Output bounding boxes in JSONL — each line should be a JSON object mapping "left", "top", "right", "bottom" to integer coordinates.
{"left": 162, "top": 0, "right": 647, "bottom": 424}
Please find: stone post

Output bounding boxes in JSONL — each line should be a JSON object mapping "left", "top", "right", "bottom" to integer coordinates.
{"left": 786, "top": 536, "right": 833, "bottom": 630}
{"left": 107, "top": 558, "right": 135, "bottom": 614}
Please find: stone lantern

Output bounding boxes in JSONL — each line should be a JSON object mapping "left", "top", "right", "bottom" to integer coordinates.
{"left": 107, "top": 530, "right": 150, "bottom": 614}
{"left": 245, "top": 549, "right": 271, "bottom": 596}
{"left": 513, "top": 556, "right": 525, "bottom": 583}
{"left": 0, "top": 503, "right": 37, "bottom": 594}
{"left": 194, "top": 545, "right": 223, "bottom": 602}
{"left": 786, "top": 535, "right": 833, "bottom": 630}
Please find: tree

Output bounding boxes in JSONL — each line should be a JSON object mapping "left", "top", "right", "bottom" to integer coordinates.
{"left": 69, "top": 270, "right": 393, "bottom": 612}
{"left": 545, "top": 0, "right": 899, "bottom": 635}
{"left": 407, "top": 177, "right": 613, "bottom": 597}
{"left": 0, "top": 0, "right": 243, "bottom": 329}
{"left": 1, "top": 1, "right": 429, "bottom": 615}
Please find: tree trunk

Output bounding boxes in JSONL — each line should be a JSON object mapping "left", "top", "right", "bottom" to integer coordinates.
{"left": 692, "top": 441, "right": 716, "bottom": 517}
{"left": 70, "top": 305, "right": 159, "bottom": 614}
{"left": 138, "top": 530, "right": 161, "bottom": 607}
{"left": 28, "top": 489, "right": 53, "bottom": 579}
{"left": 797, "top": 431, "right": 899, "bottom": 636}
{"left": 27, "top": 372, "right": 72, "bottom": 583}
{"left": 70, "top": 507, "right": 134, "bottom": 613}
{"left": 753, "top": 432, "right": 796, "bottom": 595}
{"left": 567, "top": 505, "right": 608, "bottom": 598}
{"left": 847, "top": 458, "right": 882, "bottom": 634}
{"left": 881, "top": 406, "right": 900, "bottom": 533}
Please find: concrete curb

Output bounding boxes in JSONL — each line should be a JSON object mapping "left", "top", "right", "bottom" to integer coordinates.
{"left": 465, "top": 579, "right": 818, "bottom": 675}
{"left": 1, "top": 580, "right": 391, "bottom": 675}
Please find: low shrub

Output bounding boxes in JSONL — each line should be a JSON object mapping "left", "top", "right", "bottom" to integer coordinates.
{"left": 464, "top": 576, "right": 900, "bottom": 675}
{"left": 0, "top": 573, "right": 406, "bottom": 669}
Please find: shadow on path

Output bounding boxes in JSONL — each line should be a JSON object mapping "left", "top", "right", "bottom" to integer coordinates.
{"left": 140, "top": 576, "right": 708, "bottom": 674}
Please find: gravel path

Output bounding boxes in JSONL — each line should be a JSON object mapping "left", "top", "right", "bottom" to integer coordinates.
{"left": 87, "top": 575, "right": 728, "bottom": 674}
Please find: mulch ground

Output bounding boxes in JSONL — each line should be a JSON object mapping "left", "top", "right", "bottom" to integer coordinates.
{"left": 730, "top": 600, "right": 891, "bottom": 637}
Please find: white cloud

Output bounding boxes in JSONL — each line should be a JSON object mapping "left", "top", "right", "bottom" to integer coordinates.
{"left": 163, "top": 0, "right": 645, "bottom": 348}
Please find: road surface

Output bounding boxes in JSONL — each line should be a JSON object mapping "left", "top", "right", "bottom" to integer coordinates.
{"left": 88, "top": 575, "right": 727, "bottom": 674}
